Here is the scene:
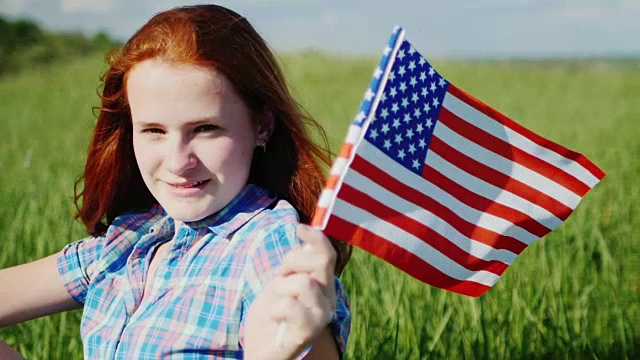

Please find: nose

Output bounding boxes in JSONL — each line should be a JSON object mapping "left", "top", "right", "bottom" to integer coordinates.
{"left": 166, "top": 137, "right": 197, "bottom": 175}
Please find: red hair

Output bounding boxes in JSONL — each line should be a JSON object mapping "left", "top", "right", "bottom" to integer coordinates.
{"left": 75, "top": 5, "right": 351, "bottom": 273}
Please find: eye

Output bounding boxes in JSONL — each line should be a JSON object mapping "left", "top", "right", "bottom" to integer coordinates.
{"left": 194, "top": 124, "right": 220, "bottom": 133}
{"left": 142, "top": 128, "right": 165, "bottom": 134}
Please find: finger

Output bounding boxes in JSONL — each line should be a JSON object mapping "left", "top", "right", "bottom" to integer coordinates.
{"left": 278, "top": 246, "right": 333, "bottom": 285}
{"left": 271, "top": 293, "right": 332, "bottom": 331}
{"left": 274, "top": 273, "right": 334, "bottom": 318}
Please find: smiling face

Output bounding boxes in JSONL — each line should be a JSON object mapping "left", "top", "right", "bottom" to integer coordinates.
{"left": 127, "top": 60, "right": 262, "bottom": 223}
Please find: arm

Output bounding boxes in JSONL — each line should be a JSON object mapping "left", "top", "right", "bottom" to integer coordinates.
{"left": 0, "top": 253, "right": 81, "bottom": 328}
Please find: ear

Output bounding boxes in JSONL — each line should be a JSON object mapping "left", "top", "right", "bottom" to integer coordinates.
{"left": 256, "top": 110, "right": 275, "bottom": 144}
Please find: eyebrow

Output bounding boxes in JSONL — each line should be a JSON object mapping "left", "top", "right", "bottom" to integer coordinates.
{"left": 132, "top": 117, "right": 220, "bottom": 127}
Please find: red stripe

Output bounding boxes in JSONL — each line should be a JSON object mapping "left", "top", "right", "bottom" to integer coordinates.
{"left": 339, "top": 183, "right": 510, "bottom": 275}
{"left": 422, "top": 163, "right": 550, "bottom": 242}
{"left": 430, "top": 136, "right": 574, "bottom": 221}
{"left": 438, "top": 107, "right": 590, "bottom": 197}
{"left": 325, "top": 215, "right": 491, "bottom": 297}
{"left": 311, "top": 206, "right": 328, "bottom": 227}
{"left": 446, "top": 84, "right": 605, "bottom": 180}
{"left": 351, "top": 155, "right": 527, "bottom": 254}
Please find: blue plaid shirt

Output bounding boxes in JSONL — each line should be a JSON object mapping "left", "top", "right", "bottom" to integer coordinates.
{"left": 57, "top": 184, "right": 350, "bottom": 359}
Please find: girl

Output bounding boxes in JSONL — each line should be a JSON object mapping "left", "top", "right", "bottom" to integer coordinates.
{"left": 0, "top": 4, "right": 351, "bottom": 359}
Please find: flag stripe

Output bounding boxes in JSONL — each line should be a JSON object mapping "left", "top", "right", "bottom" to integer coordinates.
{"left": 330, "top": 198, "right": 501, "bottom": 287}
{"left": 324, "top": 215, "right": 491, "bottom": 297}
{"left": 425, "top": 150, "right": 564, "bottom": 231}
{"left": 432, "top": 122, "right": 582, "bottom": 210}
{"left": 422, "top": 162, "right": 550, "bottom": 240}
{"left": 446, "top": 85, "right": 605, "bottom": 183}
{"left": 438, "top": 106, "right": 591, "bottom": 197}
{"left": 342, "top": 170, "right": 518, "bottom": 266}
{"left": 353, "top": 145, "right": 533, "bottom": 251}
{"left": 429, "top": 136, "right": 574, "bottom": 220}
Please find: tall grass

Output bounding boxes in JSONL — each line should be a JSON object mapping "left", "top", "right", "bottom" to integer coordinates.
{"left": 0, "top": 53, "right": 638, "bottom": 359}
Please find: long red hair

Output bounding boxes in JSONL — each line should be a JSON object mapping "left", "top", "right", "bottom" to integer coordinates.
{"left": 75, "top": 5, "right": 351, "bottom": 273}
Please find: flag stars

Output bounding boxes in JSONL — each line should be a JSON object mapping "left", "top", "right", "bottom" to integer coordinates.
{"left": 432, "top": 97, "right": 440, "bottom": 107}
{"left": 439, "top": 77, "right": 447, "bottom": 87}
{"left": 384, "top": 46, "right": 392, "bottom": 56}
{"left": 430, "top": 81, "right": 437, "bottom": 91}
{"left": 416, "top": 123, "right": 424, "bottom": 133}
{"left": 391, "top": 103, "right": 399, "bottom": 113}
{"left": 383, "top": 139, "right": 392, "bottom": 150}
{"left": 398, "top": 49, "right": 406, "bottom": 60}
{"left": 410, "top": 76, "right": 417, "bottom": 87}
{"left": 419, "top": 57, "right": 426, "bottom": 66}
{"left": 403, "top": 113, "right": 412, "bottom": 123}
{"left": 380, "top": 108, "right": 389, "bottom": 119}
{"left": 408, "top": 60, "right": 416, "bottom": 71}
{"left": 374, "top": 67, "right": 383, "bottom": 79}
{"left": 381, "top": 123, "right": 390, "bottom": 134}
{"left": 408, "top": 46, "right": 416, "bottom": 55}
{"left": 419, "top": 138, "right": 427, "bottom": 149}
{"left": 420, "top": 71, "right": 427, "bottom": 82}
{"left": 394, "top": 134, "right": 403, "bottom": 145}
{"left": 423, "top": 102, "right": 431, "bottom": 114}
{"left": 392, "top": 118, "right": 401, "bottom": 129}
{"left": 401, "top": 97, "right": 409, "bottom": 108}
{"left": 411, "top": 93, "right": 419, "bottom": 104}
{"left": 421, "top": 87, "right": 429, "bottom": 98}
{"left": 398, "top": 66, "right": 406, "bottom": 76}
{"left": 390, "top": 87, "right": 397, "bottom": 98}
{"left": 414, "top": 107, "right": 422, "bottom": 118}
{"left": 429, "top": 66, "right": 436, "bottom": 77}
{"left": 389, "top": 71, "right": 396, "bottom": 81}
{"left": 381, "top": 92, "right": 387, "bottom": 103}
{"left": 398, "top": 149, "right": 406, "bottom": 160}
{"left": 412, "top": 159, "right": 421, "bottom": 170}
{"left": 369, "top": 128, "right": 379, "bottom": 140}
{"left": 408, "top": 143, "right": 416, "bottom": 154}
{"left": 426, "top": 118, "right": 433, "bottom": 128}
{"left": 365, "top": 88, "right": 375, "bottom": 101}
{"left": 399, "top": 82, "right": 407, "bottom": 92}
{"left": 406, "top": 128, "right": 415, "bottom": 139}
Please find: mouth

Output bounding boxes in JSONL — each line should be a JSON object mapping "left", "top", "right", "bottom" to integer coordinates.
{"left": 167, "top": 179, "right": 210, "bottom": 188}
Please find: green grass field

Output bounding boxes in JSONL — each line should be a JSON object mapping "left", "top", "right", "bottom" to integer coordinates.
{"left": 0, "top": 53, "right": 638, "bottom": 359}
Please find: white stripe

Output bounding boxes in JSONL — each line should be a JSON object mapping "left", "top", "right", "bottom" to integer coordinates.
{"left": 433, "top": 122, "right": 582, "bottom": 210}
{"left": 443, "top": 93, "right": 600, "bottom": 188}
{"left": 333, "top": 198, "right": 501, "bottom": 287}
{"left": 330, "top": 158, "right": 349, "bottom": 176}
{"left": 425, "top": 150, "right": 564, "bottom": 230}
{"left": 346, "top": 125, "right": 361, "bottom": 144}
{"left": 343, "top": 168, "right": 519, "bottom": 264}
{"left": 317, "top": 189, "right": 334, "bottom": 208}
{"left": 357, "top": 141, "right": 541, "bottom": 244}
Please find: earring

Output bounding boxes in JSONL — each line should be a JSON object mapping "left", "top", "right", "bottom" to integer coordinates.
{"left": 257, "top": 140, "right": 267, "bottom": 153}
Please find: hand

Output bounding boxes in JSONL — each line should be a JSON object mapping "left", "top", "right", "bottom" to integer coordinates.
{"left": 0, "top": 341, "right": 25, "bottom": 360}
{"left": 243, "top": 225, "right": 337, "bottom": 360}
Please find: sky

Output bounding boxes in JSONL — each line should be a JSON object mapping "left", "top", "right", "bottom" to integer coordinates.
{"left": 1, "top": 0, "right": 639, "bottom": 58}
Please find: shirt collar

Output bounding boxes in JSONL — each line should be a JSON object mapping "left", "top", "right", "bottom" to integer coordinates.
{"left": 181, "top": 184, "right": 277, "bottom": 238}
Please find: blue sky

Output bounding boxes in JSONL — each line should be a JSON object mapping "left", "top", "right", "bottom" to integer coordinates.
{"left": 1, "top": 0, "right": 639, "bottom": 58}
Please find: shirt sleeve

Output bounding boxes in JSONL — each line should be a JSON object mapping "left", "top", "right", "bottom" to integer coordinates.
{"left": 56, "top": 236, "right": 106, "bottom": 304}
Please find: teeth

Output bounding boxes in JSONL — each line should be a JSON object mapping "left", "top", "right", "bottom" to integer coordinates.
{"left": 173, "top": 180, "right": 205, "bottom": 188}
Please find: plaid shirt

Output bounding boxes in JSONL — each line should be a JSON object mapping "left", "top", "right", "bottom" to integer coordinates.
{"left": 57, "top": 184, "right": 350, "bottom": 359}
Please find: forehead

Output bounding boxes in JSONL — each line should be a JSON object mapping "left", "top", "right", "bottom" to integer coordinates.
{"left": 126, "top": 60, "right": 245, "bottom": 123}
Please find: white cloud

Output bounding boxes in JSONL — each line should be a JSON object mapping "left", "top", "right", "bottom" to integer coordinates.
{"left": 0, "top": 0, "right": 30, "bottom": 15}
{"left": 60, "top": 0, "right": 114, "bottom": 14}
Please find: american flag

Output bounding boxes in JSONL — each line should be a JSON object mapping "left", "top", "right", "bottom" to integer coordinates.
{"left": 311, "top": 27, "right": 605, "bottom": 297}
